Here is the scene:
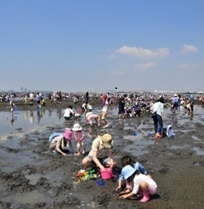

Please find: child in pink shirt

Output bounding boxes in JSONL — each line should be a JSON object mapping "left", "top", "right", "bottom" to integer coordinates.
{"left": 85, "top": 105, "right": 101, "bottom": 126}
{"left": 72, "top": 123, "right": 85, "bottom": 156}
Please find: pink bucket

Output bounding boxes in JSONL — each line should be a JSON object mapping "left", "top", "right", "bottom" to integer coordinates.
{"left": 100, "top": 168, "right": 113, "bottom": 180}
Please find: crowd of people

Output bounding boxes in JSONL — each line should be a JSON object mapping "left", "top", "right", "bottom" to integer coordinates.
{"left": 1, "top": 90, "right": 201, "bottom": 203}
{"left": 47, "top": 91, "right": 200, "bottom": 203}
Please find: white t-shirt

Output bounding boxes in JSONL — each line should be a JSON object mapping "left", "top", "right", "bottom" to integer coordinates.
{"left": 30, "top": 93, "right": 34, "bottom": 99}
{"left": 64, "top": 108, "right": 74, "bottom": 117}
{"left": 132, "top": 174, "right": 157, "bottom": 194}
{"left": 151, "top": 101, "right": 164, "bottom": 116}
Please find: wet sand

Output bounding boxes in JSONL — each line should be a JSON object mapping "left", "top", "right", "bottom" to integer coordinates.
{"left": 0, "top": 101, "right": 204, "bottom": 209}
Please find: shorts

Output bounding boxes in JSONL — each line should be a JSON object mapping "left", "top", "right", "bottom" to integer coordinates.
{"left": 101, "top": 112, "right": 107, "bottom": 120}
{"left": 87, "top": 155, "right": 109, "bottom": 165}
{"left": 64, "top": 116, "right": 71, "bottom": 120}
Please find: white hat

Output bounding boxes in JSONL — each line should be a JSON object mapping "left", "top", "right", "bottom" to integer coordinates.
{"left": 72, "top": 123, "right": 82, "bottom": 131}
{"left": 174, "top": 94, "right": 177, "bottom": 97}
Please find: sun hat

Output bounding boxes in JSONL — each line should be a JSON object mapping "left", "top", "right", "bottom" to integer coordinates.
{"left": 63, "top": 130, "right": 72, "bottom": 140}
{"left": 72, "top": 123, "right": 82, "bottom": 131}
{"left": 121, "top": 165, "right": 137, "bottom": 179}
{"left": 102, "top": 133, "right": 113, "bottom": 149}
{"left": 174, "top": 94, "right": 177, "bottom": 97}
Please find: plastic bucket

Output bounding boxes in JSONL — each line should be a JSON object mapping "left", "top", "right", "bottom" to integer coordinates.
{"left": 100, "top": 168, "right": 112, "bottom": 180}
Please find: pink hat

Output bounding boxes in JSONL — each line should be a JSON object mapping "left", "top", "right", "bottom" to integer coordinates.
{"left": 63, "top": 130, "right": 72, "bottom": 140}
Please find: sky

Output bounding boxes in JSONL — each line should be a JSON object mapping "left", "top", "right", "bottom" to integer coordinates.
{"left": 0, "top": 0, "right": 203, "bottom": 93}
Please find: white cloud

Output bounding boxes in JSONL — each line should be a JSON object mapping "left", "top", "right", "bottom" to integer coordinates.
{"left": 116, "top": 45, "right": 170, "bottom": 58}
{"left": 136, "top": 62, "right": 156, "bottom": 70}
{"left": 180, "top": 63, "right": 198, "bottom": 70}
{"left": 181, "top": 44, "right": 198, "bottom": 54}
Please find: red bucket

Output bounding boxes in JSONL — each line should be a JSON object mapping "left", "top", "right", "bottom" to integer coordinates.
{"left": 100, "top": 168, "right": 112, "bottom": 180}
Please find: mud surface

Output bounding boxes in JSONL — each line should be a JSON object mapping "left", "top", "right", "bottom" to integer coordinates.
{"left": 0, "top": 101, "right": 204, "bottom": 209}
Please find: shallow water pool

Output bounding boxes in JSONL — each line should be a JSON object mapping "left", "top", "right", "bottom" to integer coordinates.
{"left": 0, "top": 109, "right": 64, "bottom": 138}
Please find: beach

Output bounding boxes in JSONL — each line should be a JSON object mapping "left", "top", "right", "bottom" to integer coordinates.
{"left": 0, "top": 100, "right": 204, "bottom": 209}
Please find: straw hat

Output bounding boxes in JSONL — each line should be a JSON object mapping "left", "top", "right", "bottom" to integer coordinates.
{"left": 72, "top": 123, "right": 82, "bottom": 131}
{"left": 102, "top": 133, "right": 113, "bottom": 148}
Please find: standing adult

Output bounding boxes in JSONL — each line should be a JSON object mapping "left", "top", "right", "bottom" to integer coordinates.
{"left": 101, "top": 97, "right": 109, "bottom": 128}
{"left": 85, "top": 91, "right": 90, "bottom": 104}
{"left": 150, "top": 97, "right": 165, "bottom": 140}
{"left": 9, "top": 100, "right": 16, "bottom": 112}
{"left": 172, "top": 94, "right": 179, "bottom": 112}
{"left": 101, "top": 93, "right": 107, "bottom": 107}
{"left": 118, "top": 95, "right": 126, "bottom": 118}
